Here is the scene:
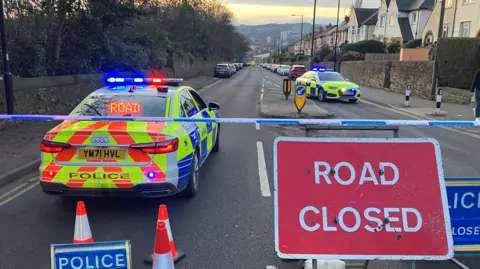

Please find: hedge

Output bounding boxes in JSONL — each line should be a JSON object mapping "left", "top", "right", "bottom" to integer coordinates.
{"left": 403, "top": 39, "right": 422, "bottom": 48}
{"left": 437, "top": 38, "right": 480, "bottom": 89}
{"left": 342, "top": 40, "right": 385, "bottom": 54}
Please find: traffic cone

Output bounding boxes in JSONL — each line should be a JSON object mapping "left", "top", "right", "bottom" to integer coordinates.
{"left": 73, "top": 201, "right": 94, "bottom": 244}
{"left": 144, "top": 204, "right": 185, "bottom": 265}
{"left": 152, "top": 222, "right": 175, "bottom": 269}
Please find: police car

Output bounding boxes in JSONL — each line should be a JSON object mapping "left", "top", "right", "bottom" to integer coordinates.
{"left": 40, "top": 76, "right": 220, "bottom": 198}
{"left": 295, "top": 66, "right": 361, "bottom": 103}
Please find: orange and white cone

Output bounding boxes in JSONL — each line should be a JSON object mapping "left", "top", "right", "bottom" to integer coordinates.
{"left": 144, "top": 204, "right": 185, "bottom": 265}
{"left": 152, "top": 222, "right": 175, "bottom": 269}
{"left": 73, "top": 201, "right": 94, "bottom": 244}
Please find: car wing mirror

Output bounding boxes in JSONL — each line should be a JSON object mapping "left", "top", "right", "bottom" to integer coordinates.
{"left": 208, "top": 102, "right": 220, "bottom": 110}
{"left": 345, "top": 78, "right": 349, "bottom": 81}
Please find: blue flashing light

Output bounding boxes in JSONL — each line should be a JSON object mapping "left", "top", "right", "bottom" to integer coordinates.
{"left": 107, "top": 77, "right": 125, "bottom": 83}
{"left": 312, "top": 66, "right": 327, "bottom": 72}
{"left": 134, "top": 78, "right": 144, "bottom": 83}
{"left": 147, "top": 171, "right": 155, "bottom": 179}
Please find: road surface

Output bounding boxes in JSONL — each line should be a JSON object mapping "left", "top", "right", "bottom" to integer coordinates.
{"left": 0, "top": 66, "right": 479, "bottom": 269}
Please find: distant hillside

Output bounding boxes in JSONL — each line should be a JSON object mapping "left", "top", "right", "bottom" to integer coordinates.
{"left": 236, "top": 23, "right": 325, "bottom": 44}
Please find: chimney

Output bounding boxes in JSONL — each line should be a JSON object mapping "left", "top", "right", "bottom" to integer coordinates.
{"left": 344, "top": 16, "right": 350, "bottom": 23}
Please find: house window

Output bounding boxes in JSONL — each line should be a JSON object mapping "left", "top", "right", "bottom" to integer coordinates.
{"left": 463, "top": 0, "right": 474, "bottom": 4}
{"left": 446, "top": 0, "right": 453, "bottom": 7}
{"left": 442, "top": 24, "right": 448, "bottom": 37}
{"left": 411, "top": 12, "right": 417, "bottom": 24}
{"left": 460, "top": 21, "right": 471, "bottom": 37}
{"left": 380, "top": 15, "right": 386, "bottom": 27}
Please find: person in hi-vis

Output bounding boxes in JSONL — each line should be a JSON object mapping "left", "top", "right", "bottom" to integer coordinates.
{"left": 471, "top": 68, "right": 480, "bottom": 121}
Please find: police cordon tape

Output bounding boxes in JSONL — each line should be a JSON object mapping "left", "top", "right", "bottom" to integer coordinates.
{"left": 1, "top": 114, "right": 480, "bottom": 126}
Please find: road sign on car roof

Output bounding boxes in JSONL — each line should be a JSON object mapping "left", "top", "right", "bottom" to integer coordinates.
{"left": 274, "top": 137, "right": 454, "bottom": 260}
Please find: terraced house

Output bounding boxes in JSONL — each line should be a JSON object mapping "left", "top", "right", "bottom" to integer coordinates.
{"left": 373, "top": 0, "right": 435, "bottom": 43}
{"left": 422, "top": 0, "right": 480, "bottom": 43}
{"left": 348, "top": 8, "right": 379, "bottom": 43}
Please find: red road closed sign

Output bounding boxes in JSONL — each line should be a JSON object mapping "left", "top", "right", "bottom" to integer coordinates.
{"left": 274, "top": 137, "right": 453, "bottom": 260}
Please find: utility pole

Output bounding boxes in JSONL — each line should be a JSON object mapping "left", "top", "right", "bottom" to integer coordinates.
{"left": 291, "top": 15, "right": 304, "bottom": 54}
{"left": 333, "top": 0, "right": 341, "bottom": 71}
{"left": 0, "top": 0, "right": 14, "bottom": 114}
{"left": 430, "top": 0, "right": 446, "bottom": 100}
{"left": 310, "top": 0, "right": 317, "bottom": 65}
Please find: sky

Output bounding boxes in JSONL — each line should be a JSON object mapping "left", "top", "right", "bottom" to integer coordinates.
{"left": 225, "top": 0, "right": 381, "bottom": 25}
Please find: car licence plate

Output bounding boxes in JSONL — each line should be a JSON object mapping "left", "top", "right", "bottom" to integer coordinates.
{"left": 78, "top": 148, "right": 127, "bottom": 160}
{"left": 344, "top": 91, "right": 356, "bottom": 96}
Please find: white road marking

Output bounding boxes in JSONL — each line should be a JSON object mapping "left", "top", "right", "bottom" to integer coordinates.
{"left": 197, "top": 79, "right": 222, "bottom": 93}
{"left": 256, "top": 142, "right": 271, "bottom": 197}
{"left": 451, "top": 258, "right": 470, "bottom": 269}
{"left": 266, "top": 266, "right": 277, "bottom": 269}
{"left": 256, "top": 123, "right": 260, "bottom": 130}
{"left": 0, "top": 180, "right": 39, "bottom": 207}
{"left": 260, "top": 93, "right": 264, "bottom": 100}
{"left": 261, "top": 88, "right": 264, "bottom": 93}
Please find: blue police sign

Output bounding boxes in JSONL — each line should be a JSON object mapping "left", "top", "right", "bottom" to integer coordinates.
{"left": 51, "top": 241, "right": 132, "bottom": 269}
{"left": 446, "top": 178, "right": 480, "bottom": 254}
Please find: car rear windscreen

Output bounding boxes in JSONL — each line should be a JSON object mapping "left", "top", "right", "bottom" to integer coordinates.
{"left": 293, "top": 66, "right": 305, "bottom": 71}
{"left": 71, "top": 95, "right": 168, "bottom": 117}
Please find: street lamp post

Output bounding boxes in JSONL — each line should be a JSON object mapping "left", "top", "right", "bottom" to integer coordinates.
{"left": 291, "top": 14, "right": 304, "bottom": 54}
{"left": 333, "top": 0, "right": 341, "bottom": 71}
{"left": 310, "top": 0, "right": 317, "bottom": 65}
{"left": 0, "top": 0, "right": 14, "bottom": 114}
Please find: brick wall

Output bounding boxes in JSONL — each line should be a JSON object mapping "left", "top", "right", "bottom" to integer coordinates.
{"left": 340, "top": 60, "right": 472, "bottom": 104}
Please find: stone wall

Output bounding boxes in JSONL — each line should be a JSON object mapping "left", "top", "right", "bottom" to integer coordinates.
{"left": 340, "top": 60, "right": 471, "bottom": 104}
{"left": 0, "top": 55, "right": 217, "bottom": 115}
{"left": 172, "top": 54, "right": 217, "bottom": 79}
{"left": 389, "top": 61, "right": 433, "bottom": 100}
{"left": 340, "top": 61, "right": 389, "bottom": 89}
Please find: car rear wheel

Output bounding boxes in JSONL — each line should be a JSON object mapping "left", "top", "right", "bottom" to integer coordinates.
{"left": 318, "top": 88, "right": 327, "bottom": 102}
{"left": 212, "top": 124, "right": 220, "bottom": 153}
{"left": 349, "top": 99, "right": 358, "bottom": 103}
{"left": 182, "top": 150, "right": 200, "bottom": 198}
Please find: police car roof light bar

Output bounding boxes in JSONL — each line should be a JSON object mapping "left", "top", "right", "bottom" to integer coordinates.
{"left": 105, "top": 76, "right": 184, "bottom": 86}
{"left": 311, "top": 66, "right": 327, "bottom": 72}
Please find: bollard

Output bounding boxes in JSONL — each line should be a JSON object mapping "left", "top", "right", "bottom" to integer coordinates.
{"left": 435, "top": 87, "right": 443, "bottom": 115}
{"left": 404, "top": 85, "right": 411, "bottom": 107}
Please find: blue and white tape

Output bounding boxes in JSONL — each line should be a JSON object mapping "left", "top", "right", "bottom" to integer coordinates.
{"left": 0, "top": 114, "right": 479, "bottom": 127}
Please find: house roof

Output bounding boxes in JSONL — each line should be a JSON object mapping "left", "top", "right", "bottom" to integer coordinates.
{"left": 396, "top": 0, "right": 435, "bottom": 11}
{"left": 398, "top": 17, "right": 414, "bottom": 40}
{"left": 358, "top": 9, "right": 378, "bottom": 25}
{"left": 354, "top": 8, "right": 378, "bottom": 25}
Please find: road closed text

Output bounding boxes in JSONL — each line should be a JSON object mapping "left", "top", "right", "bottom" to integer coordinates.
{"left": 299, "top": 206, "right": 422, "bottom": 233}
{"left": 299, "top": 161, "right": 422, "bottom": 233}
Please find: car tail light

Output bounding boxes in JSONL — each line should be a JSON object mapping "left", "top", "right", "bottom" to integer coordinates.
{"left": 130, "top": 138, "right": 179, "bottom": 154}
{"left": 41, "top": 140, "right": 72, "bottom": 153}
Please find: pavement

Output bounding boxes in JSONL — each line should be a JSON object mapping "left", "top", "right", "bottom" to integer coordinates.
{"left": 359, "top": 85, "right": 477, "bottom": 122}
{"left": 0, "top": 67, "right": 480, "bottom": 269}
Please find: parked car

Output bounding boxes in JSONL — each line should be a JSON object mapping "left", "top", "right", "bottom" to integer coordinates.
{"left": 278, "top": 65, "right": 291, "bottom": 76}
{"left": 289, "top": 65, "right": 306, "bottom": 80}
{"left": 214, "top": 63, "right": 232, "bottom": 78}
{"left": 229, "top": 64, "right": 237, "bottom": 74}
